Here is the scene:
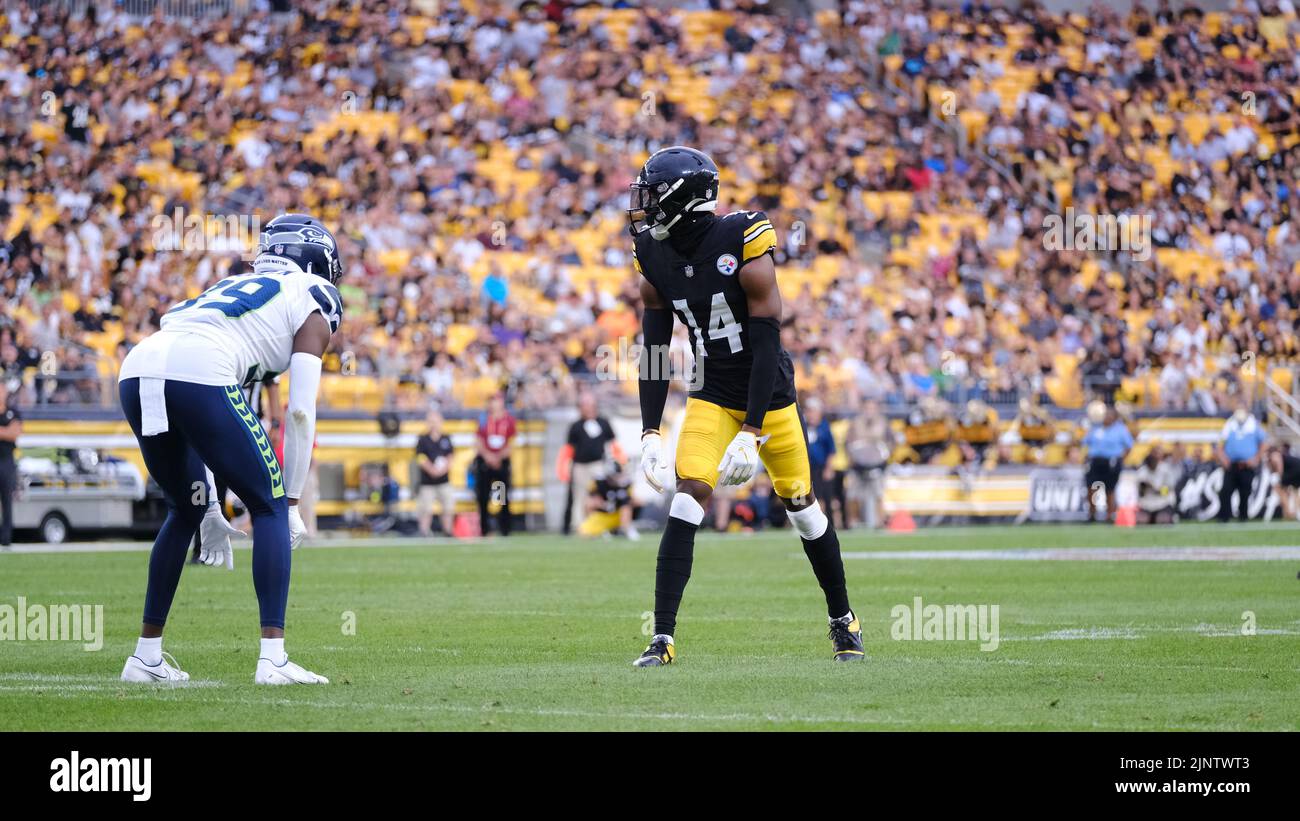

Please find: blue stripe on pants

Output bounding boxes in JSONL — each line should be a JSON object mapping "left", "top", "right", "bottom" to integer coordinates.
{"left": 120, "top": 378, "right": 291, "bottom": 629}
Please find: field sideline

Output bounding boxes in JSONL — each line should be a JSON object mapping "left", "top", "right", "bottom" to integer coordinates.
{"left": 1, "top": 523, "right": 1297, "bottom": 731}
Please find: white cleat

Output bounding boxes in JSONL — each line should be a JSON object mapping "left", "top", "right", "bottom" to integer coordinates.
{"left": 255, "top": 656, "right": 329, "bottom": 685}
{"left": 121, "top": 653, "right": 190, "bottom": 684}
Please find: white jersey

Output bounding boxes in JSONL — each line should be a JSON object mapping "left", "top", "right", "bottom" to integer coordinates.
{"left": 120, "top": 270, "right": 342, "bottom": 387}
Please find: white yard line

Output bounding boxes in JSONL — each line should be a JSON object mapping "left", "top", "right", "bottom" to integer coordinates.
{"left": 1002, "top": 624, "right": 1300, "bottom": 641}
{"left": 842, "top": 546, "right": 1300, "bottom": 561}
{"left": 0, "top": 672, "right": 223, "bottom": 690}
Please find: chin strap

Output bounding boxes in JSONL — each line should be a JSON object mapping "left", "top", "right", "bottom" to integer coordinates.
{"left": 651, "top": 199, "right": 718, "bottom": 241}
{"left": 649, "top": 218, "right": 679, "bottom": 240}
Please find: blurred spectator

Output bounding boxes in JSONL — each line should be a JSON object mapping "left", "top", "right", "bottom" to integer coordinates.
{"left": 414, "top": 409, "right": 455, "bottom": 537}
{"left": 0, "top": 380, "right": 19, "bottom": 546}
{"left": 1267, "top": 445, "right": 1300, "bottom": 522}
{"left": 557, "top": 391, "right": 615, "bottom": 535}
{"left": 1135, "top": 447, "right": 1181, "bottom": 525}
{"left": 803, "top": 397, "right": 837, "bottom": 520}
{"left": 1219, "top": 398, "right": 1267, "bottom": 522}
{"left": 845, "top": 402, "right": 891, "bottom": 529}
{"left": 577, "top": 457, "right": 637, "bottom": 540}
{"left": 475, "top": 392, "right": 516, "bottom": 536}
{"left": 1083, "top": 404, "right": 1134, "bottom": 523}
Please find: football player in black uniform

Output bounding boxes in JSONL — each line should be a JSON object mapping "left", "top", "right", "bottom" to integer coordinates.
{"left": 629, "top": 146, "right": 862, "bottom": 666}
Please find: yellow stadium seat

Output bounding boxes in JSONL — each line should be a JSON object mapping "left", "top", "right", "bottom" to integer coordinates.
{"left": 1182, "top": 112, "right": 1211, "bottom": 145}
{"left": 445, "top": 324, "right": 478, "bottom": 357}
{"left": 1269, "top": 367, "right": 1293, "bottom": 394}
{"left": 1052, "top": 353, "right": 1079, "bottom": 378}
{"left": 376, "top": 249, "right": 411, "bottom": 276}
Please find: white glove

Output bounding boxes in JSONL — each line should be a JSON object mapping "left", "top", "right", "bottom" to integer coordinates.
{"left": 640, "top": 431, "right": 670, "bottom": 494}
{"left": 288, "top": 505, "right": 307, "bottom": 550}
{"left": 717, "top": 430, "right": 760, "bottom": 487}
{"left": 198, "top": 505, "right": 243, "bottom": 570}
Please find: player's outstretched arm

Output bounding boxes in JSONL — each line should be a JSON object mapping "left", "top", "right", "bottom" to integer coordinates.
{"left": 285, "top": 312, "right": 331, "bottom": 548}
{"left": 718, "top": 255, "right": 782, "bottom": 487}
{"left": 638, "top": 277, "right": 673, "bottom": 493}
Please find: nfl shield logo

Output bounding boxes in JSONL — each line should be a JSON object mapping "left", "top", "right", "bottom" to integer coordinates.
{"left": 684, "top": 264, "right": 694, "bottom": 278}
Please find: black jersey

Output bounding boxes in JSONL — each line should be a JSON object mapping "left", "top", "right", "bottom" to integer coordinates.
{"left": 591, "top": 476, "right": 632, "bottom": 513}
{"left": 634, "top": 210, "right": 797, "bottom": 412}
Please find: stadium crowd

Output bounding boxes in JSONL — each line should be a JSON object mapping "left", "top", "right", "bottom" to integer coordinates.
{"left": 0, "top": 0, "right": 1297, "bottom": 425}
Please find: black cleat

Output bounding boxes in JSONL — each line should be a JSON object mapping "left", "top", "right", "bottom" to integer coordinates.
{"left": 633, "top": 634, "right": 675, "bottom": 667}
{"left": 828, "top": 611, "right": 865, "bottom": 662}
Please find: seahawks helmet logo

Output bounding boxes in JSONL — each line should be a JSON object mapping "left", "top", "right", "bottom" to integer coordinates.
{"left": 255, "top": 224, "right": 343, "bottom": 284}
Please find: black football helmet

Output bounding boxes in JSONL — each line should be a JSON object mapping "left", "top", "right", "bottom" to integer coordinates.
{"left": 627, "top": 146, "right": 720, "bottom": 240}
{"left": 254, "top": 213, "right": 343, "bottom": 285}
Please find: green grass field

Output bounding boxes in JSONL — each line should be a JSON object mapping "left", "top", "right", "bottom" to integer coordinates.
{"left": 1, "top": 523, "right": 1298, "bottom": 731}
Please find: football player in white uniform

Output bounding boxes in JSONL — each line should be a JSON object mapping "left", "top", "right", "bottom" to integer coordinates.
{"left": 117, "top": 214, "right": 343, "bottom": 685}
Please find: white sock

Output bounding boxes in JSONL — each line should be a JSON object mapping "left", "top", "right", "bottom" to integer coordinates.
{"left": 830, "top": 610, "right": 853, "bottom": 624}
{"left": 260, "top": 638, "right": 286, "bottom": 665}
{"left": 654, "top": 633, "right": 674, "bottom": 645}
{"left": 135, "top": 636, "right": 162, "bottom": 666}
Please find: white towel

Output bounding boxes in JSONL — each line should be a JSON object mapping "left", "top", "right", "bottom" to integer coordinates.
{"left": 140, "top": 377, "right": 169, "bottom": 436}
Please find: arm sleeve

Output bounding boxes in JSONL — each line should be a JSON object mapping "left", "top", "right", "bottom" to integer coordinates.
{"left": 639, "top": 307, "right": 674, "bottom": 432}
{"left": 744, "top": 316, "right": 782, "bottom": 430}
{"left": 283, "top": 352, "right": 322, "bottom": 500}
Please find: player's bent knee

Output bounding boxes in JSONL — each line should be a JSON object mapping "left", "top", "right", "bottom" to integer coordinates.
{"left": 669, "top": 489, "right": 707, "bottom": 525}
{"left": 675, "top": 478, "right": 713, "bottom": 504}
{"left": 779, "top": 491, "right": 816, "bottom": 512}
{"left": 786, "top": 500, "right": 829, "bottom": 540}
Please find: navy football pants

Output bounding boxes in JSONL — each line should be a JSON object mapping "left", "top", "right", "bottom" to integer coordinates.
{"left": 120, "top": 378, "right": 291, "bottom": 629}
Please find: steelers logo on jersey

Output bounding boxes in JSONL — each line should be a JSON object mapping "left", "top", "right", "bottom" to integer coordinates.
{"left": 716, "top": 254, "right": 738, "bottom": 276}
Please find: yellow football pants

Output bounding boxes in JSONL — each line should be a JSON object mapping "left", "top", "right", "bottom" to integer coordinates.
{"left": 674, "top": 398, "right": 812, "bottom": 500}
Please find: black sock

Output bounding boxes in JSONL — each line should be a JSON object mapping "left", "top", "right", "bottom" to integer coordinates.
{"left": 654, "top": 516, "right": 698, "bottom": 637}
{"left": 801, "top": 524, "right": 850, "bottom": 618}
